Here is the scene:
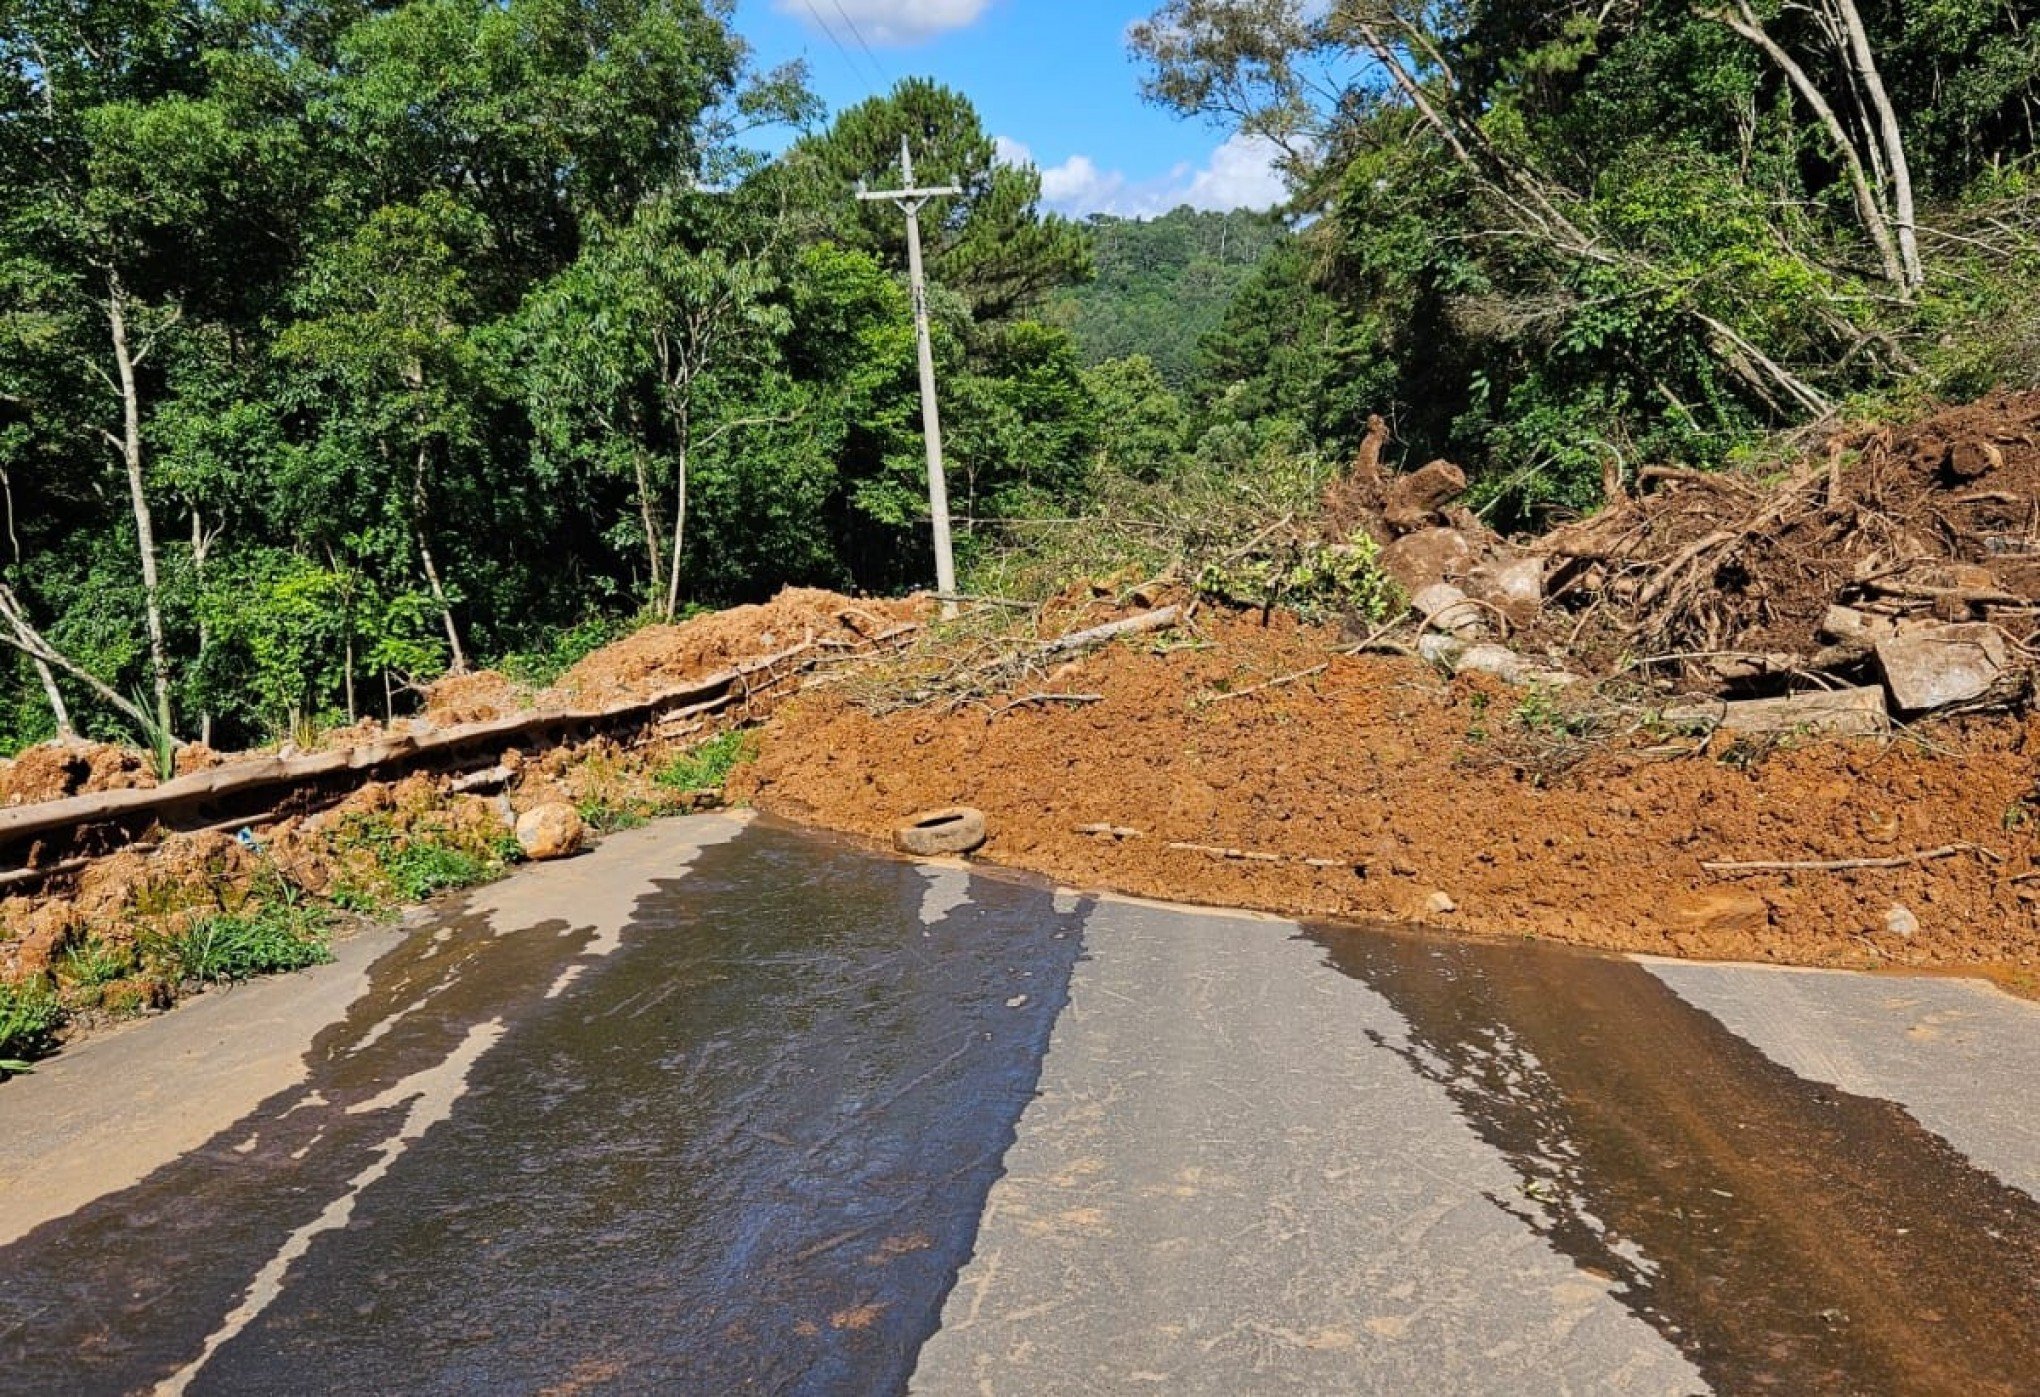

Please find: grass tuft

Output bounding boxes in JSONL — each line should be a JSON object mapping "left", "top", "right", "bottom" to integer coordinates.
{"left": 655, "top": 730, "right": 757, "bottom": 792}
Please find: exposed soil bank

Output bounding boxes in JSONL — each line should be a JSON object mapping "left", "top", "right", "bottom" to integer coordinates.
{"left": 736, "top": 608, "right": 2040, "bottom": 983}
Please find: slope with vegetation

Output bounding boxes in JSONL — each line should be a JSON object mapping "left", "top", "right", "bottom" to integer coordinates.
{"left": 0, "top": 4, "right": 1096, "bottom": 756}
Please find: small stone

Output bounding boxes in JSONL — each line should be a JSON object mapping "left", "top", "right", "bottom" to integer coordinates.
{"left": 1412, "top": 582, "right": 1487, "bottom": 640}
{"left": 515, "top": 802, "right": 585, "bottom": 861}
{"left": 1424, "top": 891, "right": 1458, "bottom": 916}
{"left": 1885, "top": 905, "right": 1920, "bottom": 939}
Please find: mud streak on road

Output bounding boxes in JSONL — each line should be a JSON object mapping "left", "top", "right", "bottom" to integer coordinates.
{"left": 1317, "top": 924, "right": 2040, "bottom": 1395}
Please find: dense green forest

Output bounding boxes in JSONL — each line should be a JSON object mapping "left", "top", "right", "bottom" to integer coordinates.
{"left": 1049, "top": 208, "right": 1289, "bottom": 387}
{"left": 2, "top": 0, "right": 2037, "bottom": 757}
{"left": 0, "top": 2, "right": 1105, "bottom": 752}
{"left": 1132, "top": 0, "right": 2040, "bottom": 515}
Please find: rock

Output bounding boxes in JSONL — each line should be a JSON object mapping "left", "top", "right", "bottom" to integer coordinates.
{"left": 1379, "top": 528, "right": 1474, "bottom": 596}
{"left": 1421, "top": 634, "right": 1579, "bottom": 688}
{"left": 1383, "top": 460, "right": 1468, "bottom": 534}
{"left": 1463, "top": 553, "right": 1545, "bottom": 629}
{"left": 1885, "top": 904, "right": 1921, "bottom": 939}
{"left": 894, "top": 807, "right": 988, "bottom": 858}
{"left": 1949, "top": 440, "right": 2005, "bottom": 480}
{"left": 1661, "top": 686, "right": 1889, "bottom": 739}
{"left": 1423, "top": 890, "right": 1458, "bottom": 916}
{"left": 1412, "top": 582, "right": 1488, "bottom": 640}
{"left": 1664, "top": 888, "right": 1770, "bottom": 940}
{"left": 1820, "top": 606, "right": 1903, "bottom": 644}
{"left": 515, "top": 802, "right": 585, "bottom": 861}
{"left": 1875, "top": 623, "right": 2011, "bottom": 713}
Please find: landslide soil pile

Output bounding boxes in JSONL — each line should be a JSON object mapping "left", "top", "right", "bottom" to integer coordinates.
{"left": 1538, "top": 389, "right": 2040, "bottom": 675}
{"left": 737, "top": 606, "right": 2040, "bottom": 981}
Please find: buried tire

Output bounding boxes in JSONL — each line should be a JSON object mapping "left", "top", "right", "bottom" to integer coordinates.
{"left": 894, "top": 807, "right": 988, "bottom": 857}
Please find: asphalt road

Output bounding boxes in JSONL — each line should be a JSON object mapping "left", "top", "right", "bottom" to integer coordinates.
{"left": 3, "top": 814, "right": 2037, "bottom": 1395}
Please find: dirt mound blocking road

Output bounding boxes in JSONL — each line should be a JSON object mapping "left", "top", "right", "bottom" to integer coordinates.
{"left": 738, "top": 607, "right": 2040, "bottom": 983}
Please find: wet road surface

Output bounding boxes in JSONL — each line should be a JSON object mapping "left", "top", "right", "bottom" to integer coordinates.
{"left": 2, "top": 814, "right": 2038, "bottom": 1394}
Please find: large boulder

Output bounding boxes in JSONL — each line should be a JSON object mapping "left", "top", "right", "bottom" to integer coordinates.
{"left": 515, "top": 802, "right": 586, "bottom": 861}
{"left": 1463, "top": 553, "right": 1545, "bottom": 630}
{"left": 1379, "top": 528, "right": 1475, "bottom": 596}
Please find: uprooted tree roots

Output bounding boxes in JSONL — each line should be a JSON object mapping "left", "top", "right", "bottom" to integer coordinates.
{"left": 1537, "top": 391, "right": 2040, "bottom": 700}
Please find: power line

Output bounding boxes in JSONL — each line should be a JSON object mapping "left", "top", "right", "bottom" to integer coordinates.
{"left": 826, "top": 0, "right": 892, "bottom": 88}
{"left": 797, "top": 0, "right": 885, "bottom": 93}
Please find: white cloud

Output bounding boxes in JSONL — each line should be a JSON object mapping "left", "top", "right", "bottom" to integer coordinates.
{"left": 776, "top": 0, "right": 993, "bottom": 45}
{"left": 995, "top": 133, "right": 1291, "bottom": 219}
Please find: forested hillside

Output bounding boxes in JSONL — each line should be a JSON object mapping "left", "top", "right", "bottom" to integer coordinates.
{"left": 1050, "top": 208, "right": 1288, "bottom": 386}
{"left": 0, "top": 4, "right": 1096, "bottom": 752}
{"left": 1133, "top": 0, "right": 2040, "bottom": 517}
{"left": 2, "top": 0, "right": 2037, "bottom": 761}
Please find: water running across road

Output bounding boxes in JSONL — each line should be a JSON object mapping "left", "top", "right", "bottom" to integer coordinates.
{"left": 0, "top": 815, "right": 2035, "bottom": 1394}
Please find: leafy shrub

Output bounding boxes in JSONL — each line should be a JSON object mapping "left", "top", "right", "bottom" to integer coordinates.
{"left": 655, "top": 729, "right": 757, "bottom": 791}
{"left": 382, "top": 841, "right": 497, "bottom": 901}
{"left": 330, "top": 812, "right": 518, "bottom": 904}
{"left": 498, "top": 613, "right": 644, "bottom": 689}
{"left": 58, "top": 939, "right": 135, "bottom": 999}
{"left": 0, "top": 978, "right": 62, "bottom": 1068}
{"left": 1198, "top": 532, "right": 1402, "bottom": 623}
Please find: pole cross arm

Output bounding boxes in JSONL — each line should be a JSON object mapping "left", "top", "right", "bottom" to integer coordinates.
{"left": 857, "top": 185, "right": 963, "bottom": 203}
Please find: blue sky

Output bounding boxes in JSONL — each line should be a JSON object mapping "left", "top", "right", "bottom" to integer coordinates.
{"left": 729, "top": 0, "right": 1288, "bottom": 218}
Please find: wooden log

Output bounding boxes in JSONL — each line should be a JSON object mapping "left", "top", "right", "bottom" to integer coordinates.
{"left": 1039, "top": 607, "right": 1182, "bottom": 657}
{"left": 1661, "top": 685, "right": 1889, "bottom": 738}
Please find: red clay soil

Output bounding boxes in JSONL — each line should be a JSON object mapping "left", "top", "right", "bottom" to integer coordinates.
{"left": 736, "top": 608, "right": 2040, "bottom": 983}
{"left": 546, "top": 588, "right": 923, "bottom": 704}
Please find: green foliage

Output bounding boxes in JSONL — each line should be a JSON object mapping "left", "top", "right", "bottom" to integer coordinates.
{"left": 0, "top": 8, "right": 1097, "bottom": 750}
{"left": 152, "top": 898, "right": 332, "bottom": 986}
{"left": 1051, "top": 208, "right": 1289, "bottom": 386}
{"left": 331, "top": 812, "right": 518, "bottom": 905}
{"left": 1198, "top": 533, "right": 1401, "bottom": 624}
{"left": 499, "top": 614, "right": 642, "bottom": 689}
{"left": 1133, "top": 0, "right": 2040, "bottom": 527}
{"left": 655, "top": 729, "right": 758, "bottom": 791}
{"left": 0, "top": 977, "right": 62, "bottom": 1067}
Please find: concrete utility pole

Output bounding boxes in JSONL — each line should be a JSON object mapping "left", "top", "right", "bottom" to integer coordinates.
{"left": 859, "top": 136, "right": 962, "bottom": 618}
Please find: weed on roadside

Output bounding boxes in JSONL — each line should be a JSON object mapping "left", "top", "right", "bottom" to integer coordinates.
{"left": 655, "top": 730, "right": 757, "bottom": 792}
{"left": 0, "top": 978, "right": 63, "bottom": 1071}
{"left": 146, "top": 887, "right": 333, "bottom": 987}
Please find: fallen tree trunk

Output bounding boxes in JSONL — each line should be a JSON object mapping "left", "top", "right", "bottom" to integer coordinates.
{"left": 0, "top": 639, "right": 837, "bottom": 860}
{"left": 1039, "top": 606, "right": 1182, "bottom": 657}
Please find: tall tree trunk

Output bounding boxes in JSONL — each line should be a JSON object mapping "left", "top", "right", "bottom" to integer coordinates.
{"left": 411, "top": 439, "right": 469, "bottom": 674}
{"left": 628, "top": 402, "right": 665, "bottom": 605}
{"left": 108, "top": 272, "right": 175, "bottom": 739}
{"left": 1828, "top": 0, "right": 1923, "bottom": 288}
{"left": 1715, "top": 3, "right": 1907, "bottom": 289}
{"left": 190, "top": 508, "right": 214, "bottom": 747}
